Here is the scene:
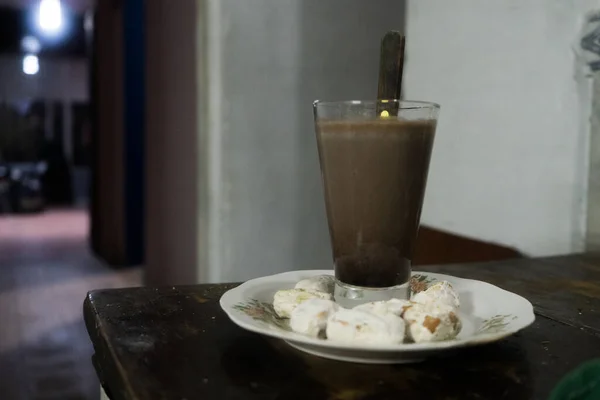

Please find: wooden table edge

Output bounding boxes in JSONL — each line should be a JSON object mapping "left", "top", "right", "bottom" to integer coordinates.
{"left": 84, "top": 293, "right": 139, "bottom": 400}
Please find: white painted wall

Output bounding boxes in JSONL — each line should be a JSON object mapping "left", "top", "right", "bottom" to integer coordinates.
{"left": 0, "top": 55, "right": 88, "bottom": 102}
{"left": 154, "top": 0, "right": 599, "bottom": 284}
{"left": 200, "top": 0, "right": 405, "bottom": 283}
{"left": 404, "top": 0, "right": 598, "bottom": 256}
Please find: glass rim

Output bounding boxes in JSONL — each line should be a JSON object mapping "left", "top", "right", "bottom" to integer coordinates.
{"left": 313, "top": 99, "right": 440, "bottom": 110}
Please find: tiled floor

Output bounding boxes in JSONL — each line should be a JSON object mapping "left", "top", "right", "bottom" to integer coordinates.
{"left": 0, "top": 209, "right": 141, "bottom": 400}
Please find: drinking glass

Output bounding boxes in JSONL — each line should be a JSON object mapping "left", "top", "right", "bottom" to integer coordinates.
{"left": 313, "top": 100, "right": 440, "bottom": 306}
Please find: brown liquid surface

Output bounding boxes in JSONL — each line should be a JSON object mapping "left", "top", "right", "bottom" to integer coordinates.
{"left": 316, "top": 119, "right": 436, "bottom": 287}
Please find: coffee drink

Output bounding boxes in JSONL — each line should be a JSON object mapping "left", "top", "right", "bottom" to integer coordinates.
{"left": 315, "top": 118, "right": 436, "bottom": 287}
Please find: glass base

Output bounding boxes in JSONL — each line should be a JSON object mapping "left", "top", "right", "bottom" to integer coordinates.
{"left": 333, "top": 279, "right": 410, "bottom": 309}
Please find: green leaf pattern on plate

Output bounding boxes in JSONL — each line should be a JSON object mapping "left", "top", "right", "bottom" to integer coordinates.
{"left": 409, "top": 273, "right": 437, "bottom": 294}
{"left": 477, "top": 314, "right": 517, "bottom": 335}
{"left": 233, "top": 299, "right": 291, "bottom": 331}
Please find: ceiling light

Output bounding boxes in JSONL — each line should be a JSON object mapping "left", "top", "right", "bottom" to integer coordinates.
{"left": 21, "top": 36, "right": 41, "bottom": 54}
{"left": 38, "top": 0, "right": 63, "bottom": 35}
{"left": 23, "top": 54, "right": 40, "bottom": 75}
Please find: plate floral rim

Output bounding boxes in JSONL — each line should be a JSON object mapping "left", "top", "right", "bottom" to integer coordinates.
{"left": 219, "top": 270, "right": 535, "bottom": 352}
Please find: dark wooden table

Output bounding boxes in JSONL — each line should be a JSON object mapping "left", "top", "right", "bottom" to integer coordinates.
{"left": 84, "top": 254, "right": 600, "bottom": 400}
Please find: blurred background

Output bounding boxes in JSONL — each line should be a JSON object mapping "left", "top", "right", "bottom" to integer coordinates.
{"left": 1, "top": 0, "right": 599, "bottom": 398}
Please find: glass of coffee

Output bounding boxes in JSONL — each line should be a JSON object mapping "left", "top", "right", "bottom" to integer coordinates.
{"left": 313, "top": 100, "right": 439, "bottom": 306}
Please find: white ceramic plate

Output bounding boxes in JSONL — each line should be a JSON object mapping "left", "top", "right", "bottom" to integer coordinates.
{"left": 219, "top": 270, "right": 535, "bottom": 364}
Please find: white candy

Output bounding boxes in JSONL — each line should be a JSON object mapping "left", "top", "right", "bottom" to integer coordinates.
{"left": 353, "top": 298, "right": 413, "bottom": 318}
{"left": 403, "top": 302, "right": 461, "bottom": 343}
{"left": 294, "top": 275, "right": 335, "bottom": 294}
{"left": 326, "top": 309, "right": 406, "bottom": 345}
{"left": 411, "top": 281, "right": 460, "bottom": 309}
{"left": 273, "top": 289, "right": 333, "bottom": 318}
{"left": 290, "top": 299, "right": 339, "bottom": 337}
